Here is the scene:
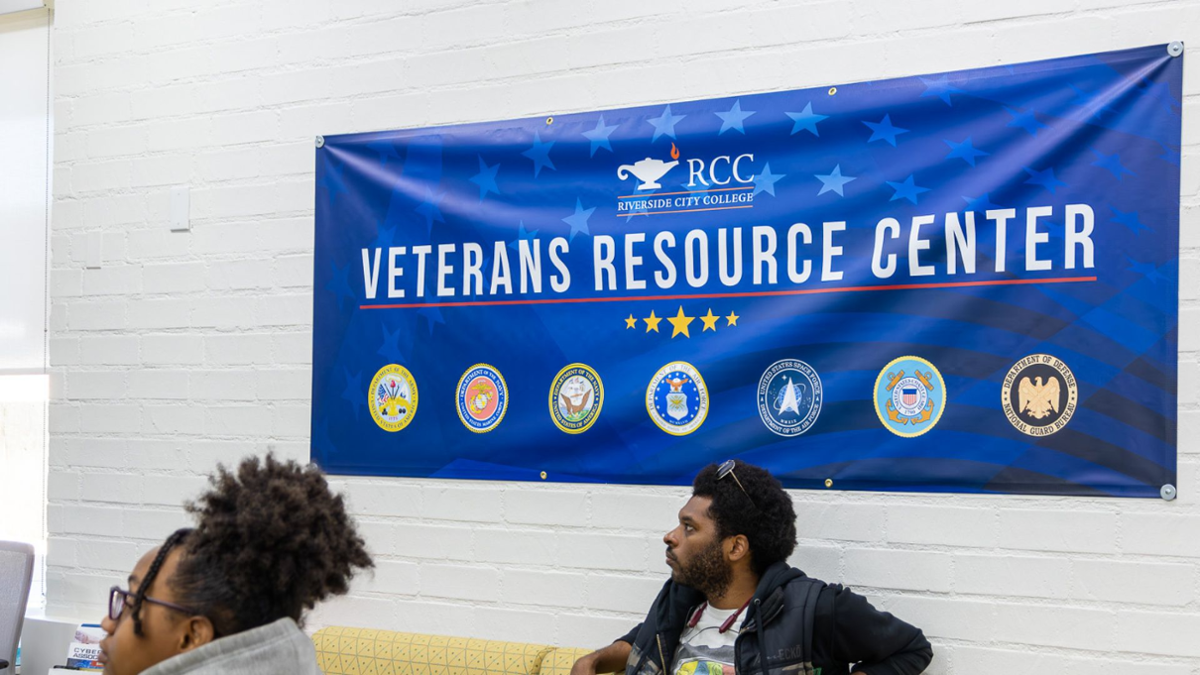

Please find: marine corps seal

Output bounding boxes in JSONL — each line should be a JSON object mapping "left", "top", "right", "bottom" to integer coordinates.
{"left": 1001, "top": 354, "right": 1077, "bottom": 436}
{"left": 369, "top": 363, "right": 418, "bottom": 432}
{"left": 456, "top": 364, "right": 508, "bottom": 433}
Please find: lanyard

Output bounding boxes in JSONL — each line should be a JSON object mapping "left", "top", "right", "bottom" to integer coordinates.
{"left": 687, "top": 598, "right": 753, "bottom": 634}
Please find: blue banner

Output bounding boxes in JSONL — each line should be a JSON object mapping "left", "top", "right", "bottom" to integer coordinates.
{"left": 312, "top": 44, "right": 1182, "bottom": 497}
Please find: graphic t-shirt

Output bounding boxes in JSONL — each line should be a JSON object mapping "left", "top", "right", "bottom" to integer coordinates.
{"left": 671, "top": 604, "right": 744, "bottom": 675}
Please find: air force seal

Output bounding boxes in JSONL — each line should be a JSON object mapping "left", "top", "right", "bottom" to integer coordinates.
{"left": 874, "top": 356, "right": 944, "bottom": 438}
{"left": 550, "top": 363, "right": 603, "bottom": 434}
{"left": 758, "top": 359, "right": 822, "bottom": 436}
{"left": 1002, "top": 354, "right": 1077, "bottom": 436}
{"left": 647, "top": 361, "right": 709, "bottom": 436}
{"left": 369, "top": 364, "right": 418, "bottom": 432}
{"left": 456, "top": 364, "right": 507, "bottom": 433}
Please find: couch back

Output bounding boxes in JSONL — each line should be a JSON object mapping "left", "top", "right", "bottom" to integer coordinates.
{"left": 312, "top": 627, "right": 596, "bottom": 675}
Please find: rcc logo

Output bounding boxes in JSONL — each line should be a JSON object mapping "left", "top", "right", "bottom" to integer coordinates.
{"left": 686, "top": 153, "right": 756, "bottom": 188}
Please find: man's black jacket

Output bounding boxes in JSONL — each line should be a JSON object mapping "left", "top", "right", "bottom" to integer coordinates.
{"left": 616, "top": 563, "right": 932, "bottom": 675}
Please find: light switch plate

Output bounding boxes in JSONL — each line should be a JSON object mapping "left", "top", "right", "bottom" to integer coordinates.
{"left": 170, "top": 185, "right": 190, "bottom": 232}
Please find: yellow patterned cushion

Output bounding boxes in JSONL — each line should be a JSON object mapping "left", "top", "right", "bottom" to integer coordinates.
{"left": 537, "top": 647, "right": 609, "bottom": 675}
{"left": 313, "top": 627, "right": 554, "bottom": 675}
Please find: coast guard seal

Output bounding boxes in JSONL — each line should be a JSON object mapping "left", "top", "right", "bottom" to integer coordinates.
{"left": 647, "top": 361, "right": 709, "bottom": 436}
{"left": 874, "top": 356, "right": 945, "bottom": 438}
{"left": 369, "top": 363, "right": 418, "bottom": 432}
{"left": 1001, "top": 354, "right": 1077, "bottom": 436}
{"left": 456, "top": 364, "right": 508, "bottom": 433}
{"left": 549, "top": 363, "right": 603, "bottom": 434}
{"left": 757, "top": 359, "right": 822, "bottom": 437}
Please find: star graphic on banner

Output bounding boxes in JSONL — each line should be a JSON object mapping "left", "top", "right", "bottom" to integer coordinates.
{"left": 414, "top": 189, "right": 446, "bottom": 229}
{"left": 624, "top": 314, "right": 638, "bottom": 329}
{"left": 418, "top": 306, "right": 445, "bottom": 335}
{"left": 1135, "top": 77, "right": 1180, "bottom": 112}
{"left": 1126, "top": 256, "right": 1166, "bottom": 283}
{"left": 1110, "top": 206, "right": 1149, "bottom": 233}
{"left": 644, "top": 310, "right": 663, "bottom": 333}
{"left": 1090, "top": 150, "right": 1134, "bottom": 180}
{"left": 700, "top": 309, "right": 720, "bottom": 332}
{"left": 887, "top": 175, "right": 930, "bottom": 204}
{"left": 469, "top": 155, "right": 501, "bottom": 201}
{"left": 815, "top": 164, "right": 856, "bottom": 196}
{"left": 317, "top": 161, "right": 348, "bottom": 201}
{"left": 1023, "top": 166, "right": 1066, "bottom": 194}
{"left": 944, "top": 137, "right": 989, "bottom": 166}
{"left": 963, "top": 193, "right": 1001, "bottom": 212}
{"left": 681, "top": 178, "right": 712, "bottom": 197}
{"left": 715, "top": 99, "right": 756, "bottom": 134}
{"left": 1005, "top": 106, "right": 1047, "bottom": 136}
{"left": 785, "top": 103, "right": 828, "bottom": 136}
{"left": 647, "top": 104, "right": 686, "bottom": 142}
{"left": 863, "top": 114, "right": 909, "bottom": 146}
{"left": 725, "top": 310, "right": 739, "bottom": 327}
{"left": 508, "top": 221, "right": 539, "bottom": 250}
{"left": 1158, "top": 142, "right": 1181, "bottom": 166}
{"left": 340, "top": 368, "right": 366, "bottom": 421}
{"left": 562, "top": 199, "right": 596, "bottom": 241}
{"left": 370, "top": 222, "right": 398, "bottom": 250}
{"left": 522, "top": 131, "right": 556, "bottom": 177}
{"left": 920, "top": 75, "right": 963, "bottom": 106}
{"left": 325, "top": 262, "right": 356, "bottom": 310}
{"left": 623, "top": 196, "right": 652, "bottom": 222}
{"left": 667, "top": 306, "right": 695, "bottom": 338}
{"left": 377, "top": 324, "right": 406, "bottom": 363}
{"left": 753, "top": 163, "right": 785, "bottom": 196}
{"left": 1068, "top": 84, "right": 1115, "bottom": 119}
{"left": 366, "top": 139, "right": 402, "bottom": 166}
{"left": 582, "top": 115, "right": 619, "bottom": 157}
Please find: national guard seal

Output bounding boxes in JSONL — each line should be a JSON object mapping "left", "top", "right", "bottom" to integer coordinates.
{"left": 1001, "top": 354, "right": 1077, "bottom": 436}
{"left": 757, "top": 359, "right": 822, "bottom": 437}
{"left": 647, "top": 361, "right": 709, "bottom": 436}
{"left": 549, "top": 363, "right": 603, "bottom": 434}
{"left": 369, "top": 364, "right": 418, "bottom": 432}
{"left": 874, "top": 356, "right": 945, "bottom": 438}
{"left": 456, "top": 364, "right": 508, "bottom": 433}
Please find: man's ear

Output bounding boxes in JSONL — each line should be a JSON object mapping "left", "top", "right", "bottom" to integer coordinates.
{"left": 179, "top": 615, "right": 217, "bottom": 652}
{"left": 726, "top": 534, "right": 751, "bottom": 562}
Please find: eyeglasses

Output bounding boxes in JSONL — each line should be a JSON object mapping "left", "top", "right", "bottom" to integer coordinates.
{"left": 108, "top": 585, "right": 201, "bottom": 622}
{"left": 717, "top": 459, "right": 758, "bottom": 509}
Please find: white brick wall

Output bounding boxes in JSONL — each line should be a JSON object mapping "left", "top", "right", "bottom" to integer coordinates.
{"left": 46, "top": 0, "right": 1199, "bottom": 671}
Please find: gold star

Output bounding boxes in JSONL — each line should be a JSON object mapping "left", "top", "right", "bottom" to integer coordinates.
{"left": 624, "top": 314, "right": 637, "bottom": 329}
{"left": 644, "top": 310, "right": 662, "bottom": 333}
{"left": 701, "top": 309, "right": 719, "bottom": 332}
{"left": 667, "top": 306, "right": 695, "bottom": 339}
{"left": 725, "top": 310, "right": 739, "bottom": 327}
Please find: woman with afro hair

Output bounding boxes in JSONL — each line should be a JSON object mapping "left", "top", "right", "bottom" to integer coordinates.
{"left": 98, "top": 455, "right": 373, "bottom": 675}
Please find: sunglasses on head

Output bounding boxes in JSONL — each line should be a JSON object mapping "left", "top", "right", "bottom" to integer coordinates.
{"left": 717, "top": 459, "right": 759, "bottom": 509}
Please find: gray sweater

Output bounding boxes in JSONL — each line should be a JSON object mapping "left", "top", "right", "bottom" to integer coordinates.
{"left": 140, "top": 618, "right": 322, "bottom": 675}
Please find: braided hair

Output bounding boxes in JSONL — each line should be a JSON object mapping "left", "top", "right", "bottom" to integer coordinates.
{"left": 156, "top": 455, "right": 373, "bottom": 637}
{"left": 131, "top": 527, "right": 194, "bottom": 636}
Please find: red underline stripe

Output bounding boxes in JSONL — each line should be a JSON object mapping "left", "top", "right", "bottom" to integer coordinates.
{"left": 358, "top": 276, "right": 1098, "bottom": 310}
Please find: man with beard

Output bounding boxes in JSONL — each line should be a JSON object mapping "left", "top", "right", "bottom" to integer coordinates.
{"left": 571, "top": 461, "right": 932, "bottom": 675}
